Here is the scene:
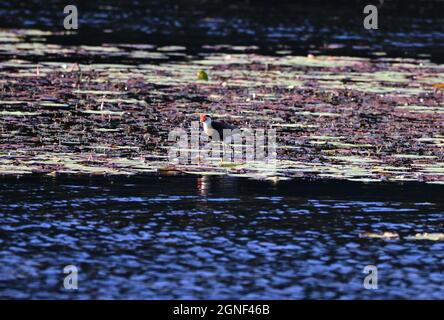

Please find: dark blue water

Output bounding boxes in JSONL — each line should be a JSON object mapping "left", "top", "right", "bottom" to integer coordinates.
{"left": 0, "top": 0, "right": 443, "bottom": 63}
{"left": 0, "top": 176, "right": 443, "bottom": 299}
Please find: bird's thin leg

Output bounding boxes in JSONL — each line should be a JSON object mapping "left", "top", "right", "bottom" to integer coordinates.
{"left": 223, "top": 140, "right": 235, "bottom": 164}
{"left": 221, "top": 141, "right": 225, "bottom": 165}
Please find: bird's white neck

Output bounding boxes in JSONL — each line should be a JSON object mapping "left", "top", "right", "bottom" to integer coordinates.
{"left": 203, "top": 118, "right": 212, "bottom": 128}
{"left": 203, "top": 118, "right": 214, "bottom": 136}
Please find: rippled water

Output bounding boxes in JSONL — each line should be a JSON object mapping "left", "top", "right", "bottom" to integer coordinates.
{"left": 0, "top": 0, "right": 443, "bottom": 63}
{"left": 0, "top": 176, "right": 443, "bottom": 299}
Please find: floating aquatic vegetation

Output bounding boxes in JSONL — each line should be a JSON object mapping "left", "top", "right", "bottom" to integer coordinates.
{"left": 404, "top": 233, "right": 444, "bottom": 241}
{"left": 360, "top": 232, "right": 444, "bottom": 241}
{"left": 0, "top": 30, "right": 443, "bottom": 183}
{"left": 0, "top": 111, "right": 39, "bottom": 116}
{"left": 396, "top": 105, "right": 444, "bottom": 113}
{"left": 360, "top": 232, "right": 400, "bottom": 239}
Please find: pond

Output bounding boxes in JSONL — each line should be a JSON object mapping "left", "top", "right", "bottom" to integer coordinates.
{"left": 0, "top": 0, "right": 443, "bottom": 300}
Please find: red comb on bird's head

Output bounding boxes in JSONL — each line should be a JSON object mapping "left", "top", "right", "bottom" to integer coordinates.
{"left": 199, "top": 114, "right": 206, "bottom": 122}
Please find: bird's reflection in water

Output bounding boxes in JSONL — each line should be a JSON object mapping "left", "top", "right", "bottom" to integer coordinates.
{"left": 197, "top": 176, "right": 210, "bottom": 196}
{"left": 197, "top": 176, "right": 240, "bottom": 197}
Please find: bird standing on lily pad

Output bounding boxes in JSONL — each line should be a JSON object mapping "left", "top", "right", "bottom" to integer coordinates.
{"left": 199, "top": 114, "right": 240, "bottom": 141}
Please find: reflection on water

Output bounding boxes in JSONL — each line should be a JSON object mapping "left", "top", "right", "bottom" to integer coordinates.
{"left": 0, "top": 176, "right": 443, "bottom": 299}
{"left": 197, "top": 176, "right": 211, "bottom": 196}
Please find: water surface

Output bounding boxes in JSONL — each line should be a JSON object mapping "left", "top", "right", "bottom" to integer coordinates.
{"left": 0, "top": 176, "right": 443, "bottom": 299}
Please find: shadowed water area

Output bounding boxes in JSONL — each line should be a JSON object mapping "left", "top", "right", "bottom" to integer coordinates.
{"left": 0, "top": 176, "right": 444, "bottom": 299}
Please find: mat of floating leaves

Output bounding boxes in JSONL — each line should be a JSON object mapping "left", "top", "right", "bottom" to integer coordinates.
{"left": 0, "top": 29, "right": 444, "bottom": 183}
